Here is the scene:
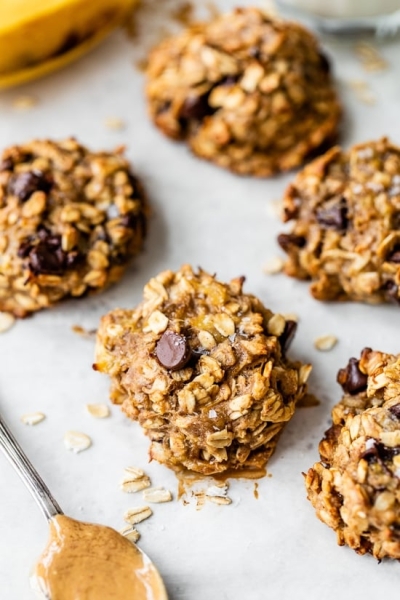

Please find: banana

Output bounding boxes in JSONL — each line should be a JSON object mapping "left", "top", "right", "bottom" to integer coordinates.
{"left": 0, "top": 0, "right": 138, "bottom": 89}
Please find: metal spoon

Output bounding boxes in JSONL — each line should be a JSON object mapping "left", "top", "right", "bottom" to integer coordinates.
{"left": 0, "top": 413, "right": 168, "bottom": 600}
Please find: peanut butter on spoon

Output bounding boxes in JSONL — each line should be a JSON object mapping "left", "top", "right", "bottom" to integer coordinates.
{"left": 32, "top": 515, "right": 167, "bottom": 600}
{"left": 0, "top": 414, "right": 168, "bottom": 600}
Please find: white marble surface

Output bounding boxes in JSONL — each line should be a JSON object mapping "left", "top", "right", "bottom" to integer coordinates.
{"left": 1, "top": 1, "right": 400, "bottom": 598}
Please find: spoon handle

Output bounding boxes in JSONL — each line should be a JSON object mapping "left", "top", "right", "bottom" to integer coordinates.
{"left": 0, "top": 414, "right": 62, "bottom": 520}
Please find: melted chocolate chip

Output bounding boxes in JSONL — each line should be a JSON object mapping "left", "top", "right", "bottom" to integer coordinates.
{"left": 337, "top": 357, "right": 368, "bottom": 395}
{"left": 180, "top": 94, "right": 213, "bottom": 121}
{"left": 316, "top": 200, "right": 348, "bottom": 231}
{"left": 8, "top": 170, "right": 52, "bottom": 202}
{"left": 279, "top": 320, "right": 297, "bottom": 354}
{"left": 156, "top": 330, "right": 191, "bottom": 371}
{"left": 277, "top": 233, "right": 306, "bottom": 252}
{"left": 389, "top": 404, "right": 400, "bottom": 420}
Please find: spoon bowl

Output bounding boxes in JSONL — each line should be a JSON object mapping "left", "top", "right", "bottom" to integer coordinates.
{"left": 0, "top": 413, "right": 168, "bottom": 600}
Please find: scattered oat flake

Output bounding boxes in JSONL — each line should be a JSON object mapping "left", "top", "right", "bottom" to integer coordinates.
{"left": 266, "top": 200, "right": 282, "bottom": 218}
{"left": 120, "top": 526, "right": 141, "bottom": 543}
{"left": 124, "top": 506, "right": 153, "bottom": 524}
{"left": 354, "top": 41, "right": 388, "bottom": 71}
{"left": 104, "top": 117, "right": 126, "bottom": 130}
{"left": 123, "top": 466, "right": 146, "bottom": 480}
{"left": 86, "top": 403, "right": 110, "bottom": 419}
{"left": 207, "top": 495, "right": 232, "bottom": 505}
{"left": 21, "top": 412, "right": 45, "bottom": 426}
{"left": 205, "top": 484, "right": 229, "bottom": 497}
{"left": 143, "top": 487, "right": 173, "bottom": 503}
{"left": 263, "top": 257, "right": 284, "bottom": 275}
{"left": 347, "top": 80, "right": 376, "bottom": 105}
{"left": 0, "top": 312, "right": 15, "bottom": 333}
{"left": 71, "top": 325, "right": 97, "bottom": 339}
{"left": 12, "top": 95, "right": 37, "bottom": 110}
{"left": 121, "top": 476, "right": 151, "bottom": 493}
{"left": 314, "top": 335, "right": 338, "bottom": 352}
{"left": 64, "top": 431, "right": 92, "bottom": 453}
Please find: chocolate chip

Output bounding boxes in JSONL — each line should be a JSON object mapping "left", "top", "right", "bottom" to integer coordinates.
{"left": 219, "top": 75, "right": 239, "bottom": 87}
{"left": 17, "top": 240, "right": 33, "bottom": 258}
{"left": 382, "top": 280, "right": 400, "bottom": 305}
{"left": 65, "top": 250, "right": 82, "bottom": 268}
{"left": 277, "top": 233, "right": 306, "bottom": 252}
{"left": 389, "top": 404, "right": 400, "bottom": 420}
{"left": 8, "top": 170, "right": 52, "bottom": 202}
{"left": 0, "top": 158, "right": 13, "bottom": 171}
{"left": 387, "top": 246, "right": 400, "bottom": 263}
{"left": 120, "top": 213, "right": 137, "bottom": 229}
{"left": 316, "top": 199, "right": 348, "bottom": 231}
{"left": 156, "top": 330, "right": 191, "bottom": 371}
{"left": 318, "top": 51, "right": 331, "bottom": 74}
{"left": 29, "top": 242, "right": 65, "bottom": 275}
{"left": 279, "top": 320, "right": 297, "bottom": 354}
{"left": 180, "top": 94, "right": 213, "bottom": 121}
{"left": 337, "top": 357, "right": 368, "bottom": 395}
{"left": 361, "top": 440, "right": 400, "bottom": 463}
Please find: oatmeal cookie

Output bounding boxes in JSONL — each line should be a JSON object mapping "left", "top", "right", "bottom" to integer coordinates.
{"left": 94, "top": 265, "right": 311, "bottom": 475}
{"left": 279, "top": 137, "right": 400, "bottom": 304}
{"left": 0, "top": 138, "right": 147, "bottom": 317}
{"left": 305, "top": 348, "right": 400, "bottom": 560}
{"left": 146, "top": 8, "right": 340, "bottom": 177}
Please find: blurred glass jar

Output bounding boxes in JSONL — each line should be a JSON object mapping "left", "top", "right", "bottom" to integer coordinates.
{"left": 276, "top": 0, "right": 400, "bottom": 34}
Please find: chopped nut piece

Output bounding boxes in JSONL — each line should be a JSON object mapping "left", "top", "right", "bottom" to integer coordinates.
{"left": 120, "top": 526, "right": 141, "bottom": 543}
{"left": 124, "top": 506, "right": 153, "bottom": 524}
{"left": 86, "top": 403, "right": 110, "bottom": 418}
{"left": 263, "top": 257, "right": 284, "bottom": 275}
{"left": 0, "top": 312, "right": 15, "bottom": 333}
{"left": 143, "top": 487, "right": 173, "bottom": 503}
{"left": 63, "top": 431, "right": 92, "bottom": 453}
{"left": 314, "top": 335, "right": 338, "bottom": 352}
{"left": 20, "top": 412, "right": 45, "bottom": 426}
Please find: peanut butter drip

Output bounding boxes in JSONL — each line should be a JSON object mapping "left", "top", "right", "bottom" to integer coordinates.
{"left": 32, "top": 515, "right": 165, "bottom": 600}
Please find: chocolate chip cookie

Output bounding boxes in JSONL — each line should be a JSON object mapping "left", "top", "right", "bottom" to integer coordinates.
{"left": 146, "top": 7, "right": 341, "bottom": 177}
{"left": 279, "top": 137, "right": 400, "bottom": 304}
{"left": 305, "top": 348, "right": 400, "bottom": 560}
{"left": 94, "top": 265, "right": 311, "bottom": 475}
{"left": 0, "top": 138, "right": 147, "bottom": 317}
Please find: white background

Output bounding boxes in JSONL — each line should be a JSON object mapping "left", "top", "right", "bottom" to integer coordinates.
{"left": 1, "top": 1, "right": 400, "bottom": 598}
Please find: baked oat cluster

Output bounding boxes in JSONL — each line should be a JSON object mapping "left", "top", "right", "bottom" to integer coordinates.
{"left": 279, "top": 137, "right": 400, "bottom": 305}
{"left": 95, "top": 265, "right": 311, "bottom": 475}
{"left": 0, "top": 138, "right": 147, "bottom": 317}
{"left": 305, "top": 348, "right": 400, "bottom": 560}
{"left": 146, "top": 8, "right": 340, "bottom": 177}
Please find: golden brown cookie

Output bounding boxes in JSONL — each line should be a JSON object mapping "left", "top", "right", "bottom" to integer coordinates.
{"left": 146, "top": 8, "right": 341, "bottom": 177}
{"left": 0, "top": 138, "right": 147, "bottom": 317}
{"left": 94, "top": 265, "right": 311, "bottom": 475}
{"left": 279, "top": 137, "right": 400, "bottom": 304}
{"left": 305, "top": 348, "right": 400, "bottom": 560}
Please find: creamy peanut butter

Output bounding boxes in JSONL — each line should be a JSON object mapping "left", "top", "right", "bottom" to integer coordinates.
{"left": 31, "top": 515, "right": 167, "bottom": 600}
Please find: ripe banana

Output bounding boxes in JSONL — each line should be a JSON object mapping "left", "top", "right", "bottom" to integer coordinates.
{"left": 0, "top": 0, "right": 138, "bottom": 89}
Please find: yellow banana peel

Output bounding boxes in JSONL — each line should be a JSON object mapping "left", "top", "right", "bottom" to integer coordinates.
{"left": 0, "top": 0, "right": 138, "bottom": 89}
